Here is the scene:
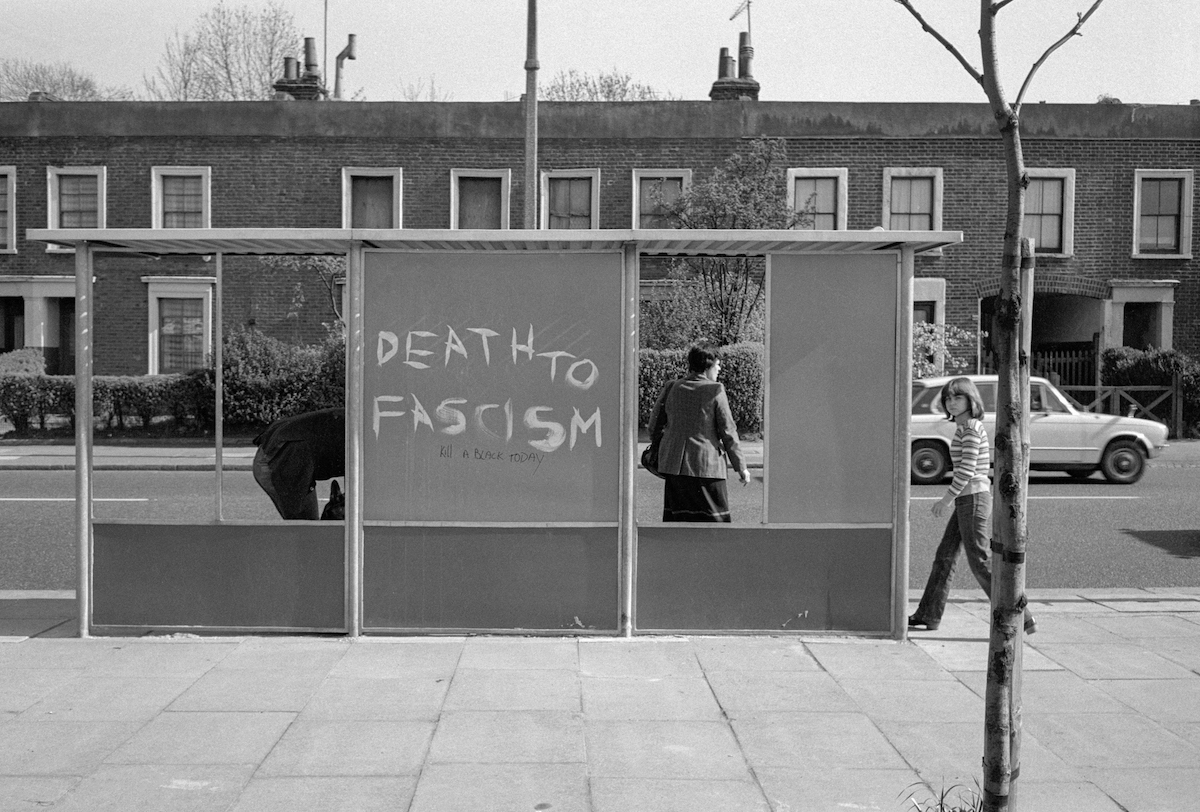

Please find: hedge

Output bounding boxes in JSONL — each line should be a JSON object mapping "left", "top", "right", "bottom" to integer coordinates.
{"left": 2, "top": 333, "right": 767, "bottom": 438}
{"left": 1102, "top": 346, "right": 1200, "bottom": 431}
{"left": 638, "top": 342, "right": 763, "bottom": 436}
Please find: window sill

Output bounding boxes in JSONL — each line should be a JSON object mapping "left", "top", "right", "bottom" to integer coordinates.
{"left": 1132, "top": 252, "right": 1192, "bottom": 261}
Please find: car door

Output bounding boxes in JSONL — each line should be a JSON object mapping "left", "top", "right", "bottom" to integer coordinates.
{"left": 1028, "top": 381, "right": 1088, "bottom": 463}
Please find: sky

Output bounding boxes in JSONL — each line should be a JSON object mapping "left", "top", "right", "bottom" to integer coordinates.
{"left": 3, "top": 0, "right": 1198, "bottom": 105}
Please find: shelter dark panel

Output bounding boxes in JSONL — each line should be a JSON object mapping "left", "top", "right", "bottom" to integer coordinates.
{"left": 636, "top": 526, "right": 893, "bottom": 633}
{"left": 92, "top": 523, "right": 345, "bottom": 631}
{"left": 364, "top": 526, "right": 619, "bottom": 632}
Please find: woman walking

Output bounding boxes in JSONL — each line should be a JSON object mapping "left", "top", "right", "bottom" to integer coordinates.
{"left": 909, "top": 377, "right": 1036, "bottom": 634}
{"left": 647, "top": 345, "right": 751, "bottom": 522}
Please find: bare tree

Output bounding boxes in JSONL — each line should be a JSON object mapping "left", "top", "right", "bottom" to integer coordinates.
{"left": 144, "top": 1, "right": 300, "bottom": 100}
{"left": 891, "top": 2, "right": 1106, "bottom": 810}
{"left": 0, "top": 59, "right": 134, "bottom": 101}
{"left": 397, "top": 76, "right": 452, "bottom": 102}
{"left": 541, "top": 68, "right": 674, "bottom": 101}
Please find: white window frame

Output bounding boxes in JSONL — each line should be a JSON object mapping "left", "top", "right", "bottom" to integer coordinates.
{"left": 143, "top": 276, "right": 215, "bottom": 375}
{"left": 46, "top": 166, "right": 106, "bottom": 252}
{"left": 450, "top": 169, "right": 511, "bottom": 229}
{"left": 632, "top": 169, "right": 692, "bottom": 229}
{"left": 0, "top": 167, "right": 15, "bottom": 254}
{"left": 1132, "top": 169, "right": 1193, "bottom": 260}
{"left": 341, "top": 167, "right": 403, "bottom": 229}
{"left": 787, "top": 168, "right": 849, "bottom": 230}
{"left": 882, "top": 167, "right": 943, "bottom": 231}
{"left": 1024, "top": 168, "right": 1076, "bottom": 258}
{"left": 151, "top": 166, "right": 212, "bottom": 229}
{"left": 540, "top": 169, "right": 600, "bottom": 229}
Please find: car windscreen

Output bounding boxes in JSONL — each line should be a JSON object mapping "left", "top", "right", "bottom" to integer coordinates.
{"left": 911, "top": 386, "right": 941, "bottom": 414}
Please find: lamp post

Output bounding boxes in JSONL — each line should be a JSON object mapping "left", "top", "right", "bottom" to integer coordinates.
{"left": 524, "top": 0, "right": 538, "bottom": 229}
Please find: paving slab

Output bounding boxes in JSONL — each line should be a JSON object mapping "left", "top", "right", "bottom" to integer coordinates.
{"left": 427, "top": 710, "right": 585, "bottom": 764}
{"left": 581, "top": 675, "right": 722, "bottom": 721}
{"left": 409, "top": 763, "right": 589, "bottom": 812}
{"left": 0, "top": 617, "right": 74, "bottom": 638}
{"left": 705, "top": 670, "right": 860, "bottom": 717}
{"left": 836, "top": 677, "right": 984, "bottom": 723}
{"left": 1024, "top": 713, "right": 1200, "bottom": 769}
{"left": 49, "top": 764, "right": 254, "bottom": 812}
{"left": 328, "top": 638, "right": 463, "bottom": 678}
{"left": 257, "top": 720, "right": 434, "bottom": 776}
{"left": 954, "top": 669, "right": 1136, "bottom": 714}
{"left": 578, "top": 638, "right": 702, "bottom": 678}
{"left": 104, "top": 711, "right": 294, "bottom": 766}
{"left": 0, "top": 720, "right": 142, "bottom": 775}
{"left": 457, "top": 637, "right": 579, "bottom": 670}
{"left": 590, "top": 776, "right": 768, "bottom": 812}
{"left": 757, "top": 767, "right": 937, "bottom": 812}
{"left": 913, "top": 638, "right": 1061, "bottom": 672}
{"left": 806, "top": 640, "right": 953, "bottom": 681}
{"left": 1021, "top": 614, "right": 1127, "bottom": 644}
{"left": 1084, "top": 613, "right": 1200, "bottom": 638}
{"left": 1012, "top": 780, "right": 1126, "bottom": 812}
{"left": 1093, "top": 678, "right": 1200, "bottom": 722}
{"left": 731, "top": 711, "right": 909, "bottom": 772}
{"left": 690, "top": 637, "right": 821, "bottom": 672}
{"left": 1082, "top": 767, "right": 1200, "bottom": 812}
{"left": 228, "top": 776, "right": 417, "bottom": 812}
{"left": 91, "top": 641, "right": 236, "bottom": 678}
{"left": 1129, "top": 635, "right": 1200, "bottom": 671}
{"left": 585, "top": 719, "right": 751, "bottom": 780}
{"left": 298, "top": 674, "right": 450, "bottom": 721}
{"left": 213, "top": 638, "right": 350, "bottom": 671}
{"left": 0, "top": 776, "right": 78, "bottom": 810}
{"left": 873, "top": 719, "right": 1084, "bottom": 786}
{"left": 167, "top": 667, "right": 327, "bottom": 712}
{"left": 443, "top": 667, "right": 581, "bottom": 712}
{"left": 19, "top": 676, "right": 195, "bottom": 722}
{"left": 1034, "top": 642, "right": 1198, "bottom": 679}
{"left": 0, "top": 639, "right": 120, "bottom": 669}
{"left": 0, "top": 667, "right": 86, "bottom": 713}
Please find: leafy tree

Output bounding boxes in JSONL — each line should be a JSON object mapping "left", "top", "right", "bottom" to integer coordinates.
{"left": 0, "top": 59, "right": 134, "bottom": 101}
{"left": 647, "top": 137, "right": 806, "bottom": 347}
{"left": 144, "top": 1, "right": 299, "bottom": 101}
{"left": 892, "top": 2, "right": 1107, "bottom": 808}
{"left": 912, "top": 322, "right": 981, "bottom": 379}
{"left": 541, "top": 68, "right": 674, "bottom": 101}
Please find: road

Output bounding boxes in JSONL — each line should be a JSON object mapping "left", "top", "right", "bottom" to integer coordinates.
{"left": 2, "top": 466, "right": 1198, "bottom": 591}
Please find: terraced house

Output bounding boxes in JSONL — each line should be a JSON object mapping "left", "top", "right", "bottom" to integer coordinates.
{"left": 0, "top": 82, "right": 1196, "bottom": 380}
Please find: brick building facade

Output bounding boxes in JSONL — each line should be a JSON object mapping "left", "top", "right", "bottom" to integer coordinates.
{"left": 0, "top": 99, "right": 1196, "bottom": 378}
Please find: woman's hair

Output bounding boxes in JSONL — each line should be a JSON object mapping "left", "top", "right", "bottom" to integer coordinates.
{"left": 940, "top": 376, "right": 985, "bottom": 420}
{"left": 687, "top": 345, "right": 720, "bottom": 374}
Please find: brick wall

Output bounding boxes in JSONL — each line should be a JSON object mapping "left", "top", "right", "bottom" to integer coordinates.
{"left": 1, "top": 101, "right": 1197, "bottom": 373}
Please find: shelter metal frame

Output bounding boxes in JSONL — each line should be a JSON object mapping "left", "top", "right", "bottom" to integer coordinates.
{"left": 29, "top": 227, "right": 961, "bottom": 639}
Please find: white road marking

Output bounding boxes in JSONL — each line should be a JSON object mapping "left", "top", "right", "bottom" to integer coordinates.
{"left": 0, "top": 497, "right": 150, "bottom": 502}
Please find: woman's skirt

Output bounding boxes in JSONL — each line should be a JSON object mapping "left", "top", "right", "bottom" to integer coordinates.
{"left": 662, "top": 474, "right": 731, "bottom": 522}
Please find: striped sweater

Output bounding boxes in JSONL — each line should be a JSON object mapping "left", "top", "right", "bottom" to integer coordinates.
{"left": 947, "top": 418, "right": 991, "bottom": 498}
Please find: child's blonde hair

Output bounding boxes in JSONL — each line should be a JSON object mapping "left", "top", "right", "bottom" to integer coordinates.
{"left": 940, "top": 377, "right": 985, "bottom": 420}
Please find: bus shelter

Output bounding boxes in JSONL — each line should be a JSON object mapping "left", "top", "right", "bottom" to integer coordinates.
{"left": 29, "top": 228, "right": 961, "bottom": 639}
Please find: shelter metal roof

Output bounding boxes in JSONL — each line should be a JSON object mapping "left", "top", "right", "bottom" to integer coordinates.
{"left": 27, "top": 228, "right": 962, "bottom": 257}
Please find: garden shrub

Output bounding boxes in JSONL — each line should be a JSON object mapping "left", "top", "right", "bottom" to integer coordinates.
{"left": 637, "top": 343, "right": 763, "bottom": 436}
{"left": 0, "top": 348, "right": 46, "bottom": 376}
{"left": 1101, "top": 346, "right": 1200, "bottom": 431}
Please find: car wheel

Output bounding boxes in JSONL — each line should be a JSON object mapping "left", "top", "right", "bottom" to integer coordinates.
{"left": 912, "top": 441, "right": 950, "bottom": 486}
{"left": 1100, "top": 439, "right": 1146, "bottom": 484}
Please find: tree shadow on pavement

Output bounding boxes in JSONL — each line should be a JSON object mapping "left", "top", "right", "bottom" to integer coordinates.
{"left": 1121, "top": 529, "right": 1200, "bottom": 559}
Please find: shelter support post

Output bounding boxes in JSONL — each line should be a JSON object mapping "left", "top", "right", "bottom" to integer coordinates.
{"left": 74, "top": 243, "right": 94, "bottom": 637}
{"left": 214, "top": 253, "right": 224, "bottom": 521}
{"left": 346, "top": 241, "right": 365, "bottom": 636}
{"left": 620, "top": 243, "right": 638, "bottom": 636}
{"left": 893, "top": 247, "right": 915, "bottom": 640}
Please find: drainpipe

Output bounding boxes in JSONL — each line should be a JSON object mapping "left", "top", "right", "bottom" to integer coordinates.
{"left": 523, "top": 0, "right": 538, "bottom": 229}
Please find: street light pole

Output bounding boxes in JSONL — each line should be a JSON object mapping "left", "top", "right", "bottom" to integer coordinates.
{"left": 524, "top": 0, "right": 538, "bottom": 229}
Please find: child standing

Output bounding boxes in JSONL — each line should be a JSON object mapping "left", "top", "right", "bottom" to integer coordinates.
{"left": 909, "top": 377, "right": 1036, "bottom": 634}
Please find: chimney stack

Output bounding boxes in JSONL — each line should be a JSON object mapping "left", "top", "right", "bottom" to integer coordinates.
{"left": 709, "top": 31, "right": 760, "bottom": 101}
{"left": 272, "top": 38, "right": 325, "bottom": 100}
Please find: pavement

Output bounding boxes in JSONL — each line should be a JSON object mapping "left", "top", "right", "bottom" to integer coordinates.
{"left": 0, "top": 590, "right": 1198, "bottom": 811}
{"left": 2, "top": 441, "right": 1199, "bottom": 810}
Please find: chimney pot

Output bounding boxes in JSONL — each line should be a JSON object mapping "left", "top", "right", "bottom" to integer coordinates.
{"left": 717, "top": 47, "right": 733, "bottom": 80}
{"left": 738, "top": 31, "right": 754, "bottom": 80}
{"left": 304, "top": 37, "right": 320, "bottom": 78}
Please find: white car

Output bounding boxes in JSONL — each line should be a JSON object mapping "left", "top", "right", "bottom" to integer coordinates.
{"left": 910, "top": 375, "right": 1169, "bottom": 485}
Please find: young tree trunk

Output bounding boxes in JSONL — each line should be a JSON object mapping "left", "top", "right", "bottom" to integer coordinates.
{"left": 978, "top": 8, "right": 1030, "bottom": 810}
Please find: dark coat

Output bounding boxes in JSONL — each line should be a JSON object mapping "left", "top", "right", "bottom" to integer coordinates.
{"left": 648, "top": 375, "right": 745, "bottom": 479}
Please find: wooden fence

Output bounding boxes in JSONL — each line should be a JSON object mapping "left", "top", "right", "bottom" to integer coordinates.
{"left": 1059, "top": 377, "right": 1183, "bottom": 439}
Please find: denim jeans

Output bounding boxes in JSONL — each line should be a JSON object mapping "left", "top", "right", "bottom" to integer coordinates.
{"left": 914, "top": 490, "right": 1028, "bottom": 625}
